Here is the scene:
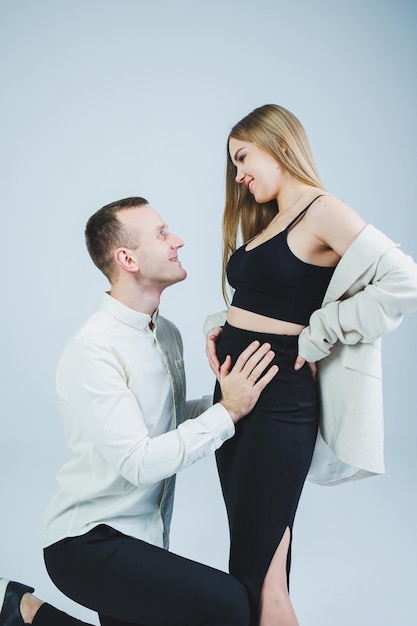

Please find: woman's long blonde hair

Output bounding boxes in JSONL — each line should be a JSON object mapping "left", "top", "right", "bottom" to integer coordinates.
{"left": 222, "top": 104, "right": 324, "bottom": 303}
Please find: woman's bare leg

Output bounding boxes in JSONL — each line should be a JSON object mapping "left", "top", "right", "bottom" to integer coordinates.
{"left": 20, "top": 593, "right": 44, "bottom": 624}
{"left": 259, "top": 527, "right": 298, "bottom": 626}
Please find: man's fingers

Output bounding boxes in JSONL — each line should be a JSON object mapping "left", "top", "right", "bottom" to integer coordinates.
{"left": 247, "top": 348, "right": 277, "bottom": 383}
{"left": 254, "top": 364, "right": 279, "bottom": 389}
{"left": 234, "top": 340, "right": 261, "bottom": 371}
{"left": 219, "top": 354, "right": 232, "bottom": 377}
{"left": 218, "top": 343, "right": 278, "bottom": 423}
{"left": 234, "top": 340, "right": 274, "bottom": 375}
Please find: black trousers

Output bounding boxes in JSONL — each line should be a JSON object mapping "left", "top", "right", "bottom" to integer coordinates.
{"left": 43, "top": 524, "right": 249, "bottom": 626}
{"left": 214, "top": 323, "right": 319, "bottom": 625}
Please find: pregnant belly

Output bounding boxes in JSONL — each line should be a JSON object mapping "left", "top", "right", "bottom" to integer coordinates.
{"left": 227, "top": 306, "right": 305, "bottom": 335}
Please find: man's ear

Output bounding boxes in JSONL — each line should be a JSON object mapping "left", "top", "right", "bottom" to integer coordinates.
{"left": 114, "top": 248, "right": 138, "bottom": 273}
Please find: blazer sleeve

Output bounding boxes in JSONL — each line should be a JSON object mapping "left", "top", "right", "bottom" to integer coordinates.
{"left": 298, "top": 245, "right": 417, "bottom": 363}
{"left": 203, "top": 309, "right": 228, "bottom": 337}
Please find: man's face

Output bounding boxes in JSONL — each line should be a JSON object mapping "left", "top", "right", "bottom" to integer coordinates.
{"left": 118, "top": 205, "right": 187, "bottom": 288}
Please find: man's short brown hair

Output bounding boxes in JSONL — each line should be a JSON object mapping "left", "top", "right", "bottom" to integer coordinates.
{"left": 85, "top": 196, "right": 149, "bottom": 281}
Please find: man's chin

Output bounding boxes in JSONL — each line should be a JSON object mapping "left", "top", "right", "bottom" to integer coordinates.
{"left": 171, "top": 269, "right": 187, "bottom": 284}
{"left": 178, "top": 269, "right": 187, "bottom": 282}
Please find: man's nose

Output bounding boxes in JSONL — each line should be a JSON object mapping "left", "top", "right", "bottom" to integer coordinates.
{"left": 171, "top": 234, "right": 184, "bottom": 248}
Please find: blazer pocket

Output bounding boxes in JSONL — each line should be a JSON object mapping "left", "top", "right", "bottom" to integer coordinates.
{"left": 342, "top": 343, "right": 382, "bottom": 379}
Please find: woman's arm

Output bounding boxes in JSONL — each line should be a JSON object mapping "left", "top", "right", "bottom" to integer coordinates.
{"left": 298, "top": 234, "right": 417, "bottom": 363}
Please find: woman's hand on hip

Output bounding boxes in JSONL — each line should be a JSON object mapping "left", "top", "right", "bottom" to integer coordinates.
{"left": 294, "top": 355, "right": 317, "bottom": 380}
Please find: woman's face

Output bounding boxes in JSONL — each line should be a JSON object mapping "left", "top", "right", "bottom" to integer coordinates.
{"left": 229, "top": 137, "right": 283, "bottom": 203}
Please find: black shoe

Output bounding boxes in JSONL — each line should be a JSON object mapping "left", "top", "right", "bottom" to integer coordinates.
{"left": 0, "top": 579, "right": 35, "bottom": 626}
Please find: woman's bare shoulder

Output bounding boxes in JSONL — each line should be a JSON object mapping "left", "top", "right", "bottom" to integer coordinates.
{"left": 308, "top": 194, "right": 367, "bottom": 255}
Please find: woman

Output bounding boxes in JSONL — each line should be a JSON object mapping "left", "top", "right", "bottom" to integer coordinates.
{"left": 204, "top": 104, "right": 417, "bottom": 625}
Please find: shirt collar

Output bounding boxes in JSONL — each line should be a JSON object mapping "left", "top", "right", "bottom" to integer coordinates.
{"left": 101, "top": 292, "right": 159, "bottom": 331}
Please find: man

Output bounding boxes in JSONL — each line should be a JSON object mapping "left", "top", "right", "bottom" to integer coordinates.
{"left": 1, "top": 197, "right": 277, "bottom": 626}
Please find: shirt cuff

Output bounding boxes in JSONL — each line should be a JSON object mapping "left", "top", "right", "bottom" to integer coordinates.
{"left": 198, "top": 401, "right": 235, "bottom": 444}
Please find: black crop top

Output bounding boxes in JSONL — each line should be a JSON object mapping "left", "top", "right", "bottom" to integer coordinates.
{"left": 227, "top": 196, "right": 335, "bottom": 326}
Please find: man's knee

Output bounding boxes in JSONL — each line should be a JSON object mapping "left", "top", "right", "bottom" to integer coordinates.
{"left": 214, "top": 577, "right": 249, "bottom": 626}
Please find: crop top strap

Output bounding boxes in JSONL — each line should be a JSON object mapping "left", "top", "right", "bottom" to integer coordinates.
{"left": 284, "top": 194, "right": 325, "bottom": 232}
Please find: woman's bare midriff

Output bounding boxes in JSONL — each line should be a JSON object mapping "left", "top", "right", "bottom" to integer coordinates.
{"left": 227, "top": 306, "right": 305, "bottom": 336}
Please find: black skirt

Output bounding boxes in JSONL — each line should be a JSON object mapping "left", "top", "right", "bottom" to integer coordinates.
{"left": 214, "top": 323, "right": 318, "bottom": 624}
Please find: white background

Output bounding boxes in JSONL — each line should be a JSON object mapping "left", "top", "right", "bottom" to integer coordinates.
{"left": 1, "top": 1, "right": 416, "bottom": 624}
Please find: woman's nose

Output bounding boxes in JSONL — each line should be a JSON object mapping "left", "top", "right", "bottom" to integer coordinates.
{"left": 235, "top": 167, "right": 245, "bottom": 183}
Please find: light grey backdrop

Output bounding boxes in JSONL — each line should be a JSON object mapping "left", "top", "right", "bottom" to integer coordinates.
{"left": 1, "top": 1, "right": 416, "bottom": 624}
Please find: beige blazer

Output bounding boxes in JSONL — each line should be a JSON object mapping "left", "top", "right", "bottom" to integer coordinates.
{"left": 203, "top": 225, "right": 417, "bottom": 485}
{"left": 300, "top": 225, "right": 417, "bottom": 484}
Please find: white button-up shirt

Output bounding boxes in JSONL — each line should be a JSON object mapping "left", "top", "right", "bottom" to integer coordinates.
{"left": 44, "top": 293, "right": 234, "bottom": 549}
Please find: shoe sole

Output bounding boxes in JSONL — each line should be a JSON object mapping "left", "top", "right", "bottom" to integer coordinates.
{"left": 0, "top": 578, "right": 11, "bottom": 617}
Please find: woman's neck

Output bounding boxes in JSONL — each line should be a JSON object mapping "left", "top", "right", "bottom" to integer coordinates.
{"left": 276, "top": 182, "right": 316, "bottom": 215}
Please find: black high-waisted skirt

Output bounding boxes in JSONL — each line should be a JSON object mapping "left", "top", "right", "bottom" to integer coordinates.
{"left": 214, "top": 323, "right": 318, "bottom": 624}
